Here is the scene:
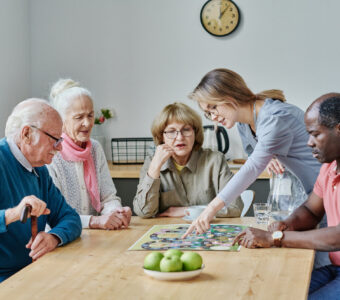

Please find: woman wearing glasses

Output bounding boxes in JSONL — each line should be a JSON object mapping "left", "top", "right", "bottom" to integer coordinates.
{"left": 182, "top": 69, "right": 324, "bottom": 245}
{"left": 47, "top": 79, "right": 131, "bottom": 230}
{"left": 133, "top": 102, "right": 243, "bottom": 218}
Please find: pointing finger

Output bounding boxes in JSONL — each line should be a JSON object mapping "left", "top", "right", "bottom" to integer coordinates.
{"left": 182, "top": 223, "right": 195, "bottom": 239}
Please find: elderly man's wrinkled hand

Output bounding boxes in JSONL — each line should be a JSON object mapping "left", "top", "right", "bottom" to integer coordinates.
{"left": 26, "top": 232, "right": 59, "bottom": 261}
{"left": 232, "top": 227, "right": 273, "bottom": 249}
{"left": 19, "top": 195, "right": 50, "bottom": 217}
{"left": 7, "top": 195, "right": 50, "bottom": 225}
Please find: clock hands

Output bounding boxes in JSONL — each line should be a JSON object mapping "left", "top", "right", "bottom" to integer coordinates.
{"left": 201, "top": 0, "right": 240, "bottom": 36}
{"left": 219, "top": 4, "right": 230, "bottom": 19}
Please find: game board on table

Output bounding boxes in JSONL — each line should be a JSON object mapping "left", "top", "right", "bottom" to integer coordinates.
{"left": 128, "top": 224, "right": 248, "bottom": 251}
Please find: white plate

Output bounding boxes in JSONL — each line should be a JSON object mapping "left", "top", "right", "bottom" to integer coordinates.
{"left": 228, "top": 164, "right": 242, "bottom": 169}
{"left": 182, "top": 215, "right": 216, "bottom": 223}
{"left": 182, "top": 215, "right": 194, "bottom": 222}
{"left": 143, "top": 264, "right": 205, "bottom": 281}
{"left": 183, "top": 205, "right": 207, "bottom": 222}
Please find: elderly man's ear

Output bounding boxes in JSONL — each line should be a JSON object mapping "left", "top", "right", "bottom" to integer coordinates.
{"left": 21, "top": 126, "right": 33, "bottom": 145}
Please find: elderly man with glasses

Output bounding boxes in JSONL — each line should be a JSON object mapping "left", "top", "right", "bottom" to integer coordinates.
{"left": 0, "top": 99, "right": 81, "bottom": 282}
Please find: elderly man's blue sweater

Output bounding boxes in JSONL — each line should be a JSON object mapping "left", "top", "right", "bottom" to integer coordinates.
{"left": 0, "top": 138, "right": 81, "bottom": 281}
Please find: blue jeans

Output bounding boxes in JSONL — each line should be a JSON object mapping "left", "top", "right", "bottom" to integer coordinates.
{"left": 308, "top": 264, "right": 340, "bottom": 299}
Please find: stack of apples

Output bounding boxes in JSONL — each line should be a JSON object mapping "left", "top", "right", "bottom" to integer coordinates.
{"left": 143, "top": 249, "right": 203, "bottom": 272}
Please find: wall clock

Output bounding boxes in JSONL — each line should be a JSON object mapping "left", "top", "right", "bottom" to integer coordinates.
{"left": 200, "top": 0, "right": 240, "bottom": 37}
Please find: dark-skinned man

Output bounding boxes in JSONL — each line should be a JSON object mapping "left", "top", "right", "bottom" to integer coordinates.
{"left": 233, "top": 93, "right": 340, "bottom": 299}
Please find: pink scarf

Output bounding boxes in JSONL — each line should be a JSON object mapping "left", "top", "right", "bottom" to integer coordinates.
{"left": 60, "top": 133, "right": 101, "bottom": 212}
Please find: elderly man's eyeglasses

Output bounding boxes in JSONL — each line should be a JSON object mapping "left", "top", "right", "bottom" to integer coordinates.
{"left": 30, "top": 125, "right": 64, "bottom": 147}
{"left": 204, "top": 105, "right": 219, "bottom": 121}
{"left": 163, "top": 127, "right": 194, "bottom": 139}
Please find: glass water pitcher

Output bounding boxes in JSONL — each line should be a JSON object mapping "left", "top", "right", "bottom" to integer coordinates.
{"left": 267, "top": 170, "right": 307, "bottom": 221}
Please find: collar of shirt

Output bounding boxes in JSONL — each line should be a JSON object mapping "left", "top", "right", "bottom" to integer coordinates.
{"left": 328, "top": 160, "right": 340, "bottom": 186}
{"left": 7, "top": 138, "right": 39, "bottom": 177}
{"left": 160, "top": 149, "right": 200, "bottom": 173}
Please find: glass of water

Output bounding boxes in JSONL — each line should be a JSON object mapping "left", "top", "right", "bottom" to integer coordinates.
{"left": 253, "top": 203, "right": 271, "bottom": 225}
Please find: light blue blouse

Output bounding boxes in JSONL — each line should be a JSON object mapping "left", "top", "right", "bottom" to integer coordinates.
{"left": 218, "top": 99, "right": 321, "bottom": 206}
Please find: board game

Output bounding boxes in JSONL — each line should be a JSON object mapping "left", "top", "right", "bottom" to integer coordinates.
{"left": 128, "top": 224, "right": 248, "bottom": 251}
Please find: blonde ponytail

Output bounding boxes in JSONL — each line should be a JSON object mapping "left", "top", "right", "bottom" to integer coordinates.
{"left": 256, "top": 89, "right": 286, "bottom": 102}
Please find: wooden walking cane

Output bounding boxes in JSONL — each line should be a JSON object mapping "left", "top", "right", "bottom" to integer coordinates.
{"left": 20, "top": 204, "right": 38, "bottom": 242}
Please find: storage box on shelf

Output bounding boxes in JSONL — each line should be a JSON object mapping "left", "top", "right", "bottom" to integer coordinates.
{"left": 111, "top": 137, "right": 155, "bottom": 165}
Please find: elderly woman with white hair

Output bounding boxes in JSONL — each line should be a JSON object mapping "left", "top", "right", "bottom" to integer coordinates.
{"left": 47, "top": 79, "right": 131, "bottom": 230}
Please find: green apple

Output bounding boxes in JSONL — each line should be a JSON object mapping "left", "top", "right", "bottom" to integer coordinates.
{"left": 180, "top": 252, "right": 203, "bottom": 271}
{"left": 160, "top": 256, "right": 183, "bottom": 272}
{"left": 164, "top": 249, "right": 183, "bottom": 258}
{"left": 143, "top": 252, "right": 164, "bottom": 271}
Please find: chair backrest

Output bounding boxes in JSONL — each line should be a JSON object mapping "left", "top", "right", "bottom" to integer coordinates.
{"left": 240, "top": 190, "right": 255, "bottom": 217}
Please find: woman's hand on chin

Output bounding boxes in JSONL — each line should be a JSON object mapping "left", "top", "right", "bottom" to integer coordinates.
{"left": 181, "top": 198, "right": 225, "bottom": 238}
{"left": 148, "top": 144, "right": 174, "bottom": 179}
{"left": 157, "top": 207, "right": 188, "bottom": 218}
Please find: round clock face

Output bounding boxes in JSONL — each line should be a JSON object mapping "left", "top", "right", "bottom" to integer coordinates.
{"left": 200, "top": 0, "right": 240, "bottom": 37}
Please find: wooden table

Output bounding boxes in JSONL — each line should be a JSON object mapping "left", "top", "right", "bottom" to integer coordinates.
{"left": 0, "top": 217, "right": 313, "bottom": 300}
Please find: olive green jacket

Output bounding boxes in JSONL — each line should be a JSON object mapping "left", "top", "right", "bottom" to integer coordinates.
{"left": 133, "top": 148, "right": 243, "bottom": 218}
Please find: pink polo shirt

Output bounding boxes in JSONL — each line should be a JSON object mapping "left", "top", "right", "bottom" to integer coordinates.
{"left": 313, "top": 160, "right": 340, "bottom": 266}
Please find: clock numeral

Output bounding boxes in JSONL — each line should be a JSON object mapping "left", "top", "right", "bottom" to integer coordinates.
{"left": 219, "top": 28, "right": 222, "bottom": 32}
{"left": 208, "top": 22, "right": 211, "bottom": 26}
{"left": 230, "top": 21, "right": 234, "bottom": 24}
{"left": 226, "top": 26, "right": 229, "bottom": 29}
{"left": 232, "top": 14, "right": 235, "bottom": 17}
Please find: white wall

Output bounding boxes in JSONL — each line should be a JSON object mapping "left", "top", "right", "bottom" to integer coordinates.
{"left": 0, "top": 0, "right": 30, "bottom": 137}
{"left": 27, "top": 0, "right": 340, "bottom": 158}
